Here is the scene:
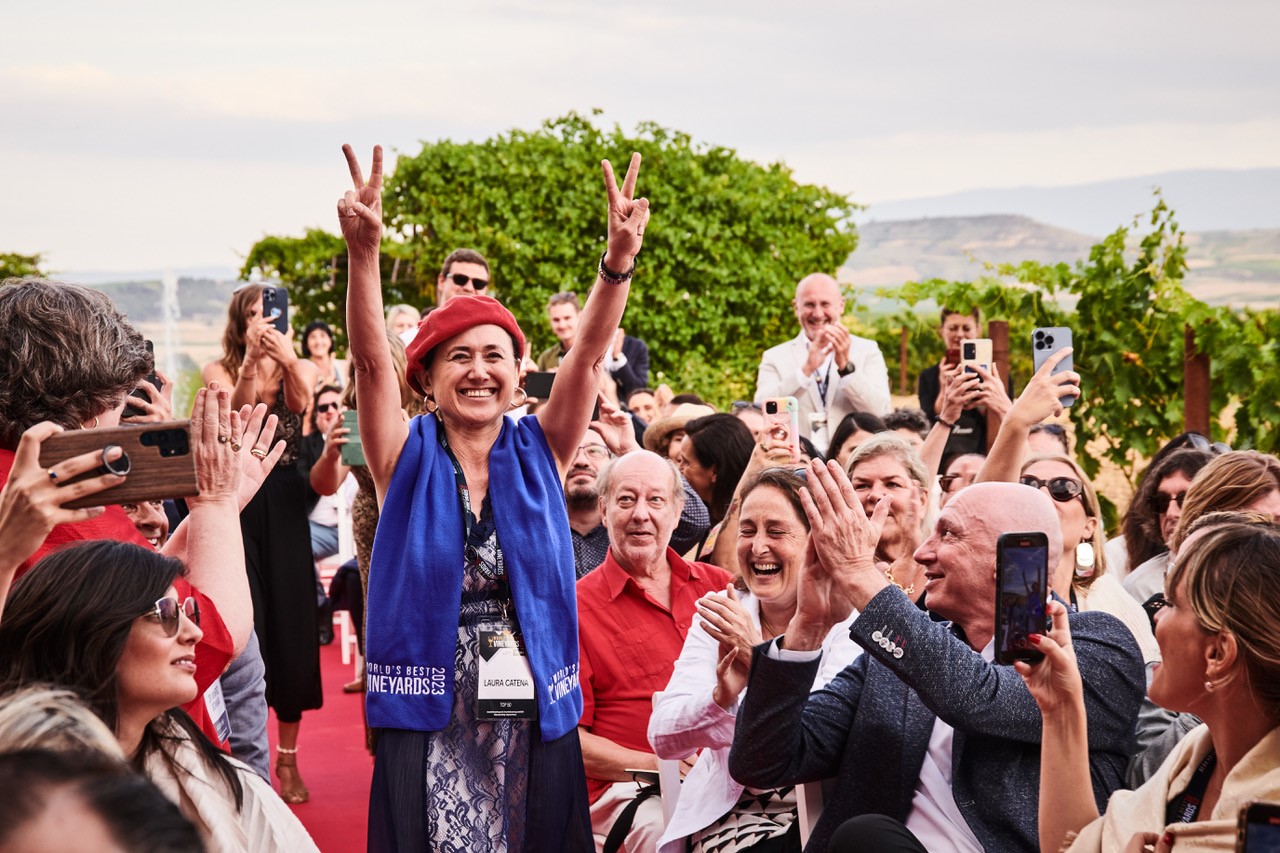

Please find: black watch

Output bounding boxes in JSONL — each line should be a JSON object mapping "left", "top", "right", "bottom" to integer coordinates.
{"left": 837, "top": 361, "right": 856, "bottom": 377}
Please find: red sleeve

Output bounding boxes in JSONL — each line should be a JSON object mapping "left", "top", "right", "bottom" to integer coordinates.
{"left": 578, "top": 629, "right": 596, "bottom": 729}
{"left": 174, "top": 577, "right": 234, "bottom": 751}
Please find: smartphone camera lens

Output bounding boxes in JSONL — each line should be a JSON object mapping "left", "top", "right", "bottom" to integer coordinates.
{"left": 962, "top": 343, "right": 975, "bottom": 359}
{"left": 765, "top": 402, "right": 778, "bottom": 414}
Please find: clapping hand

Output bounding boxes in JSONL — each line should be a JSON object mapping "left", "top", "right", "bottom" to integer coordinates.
{"left": 601, "top": 153, "right": 649, "bottom": 273}
{"left": 338, "top": 144, "right": 383, "bottom": 257}
{"left": 937, "top": 364, "right": 980, "bottom": 424}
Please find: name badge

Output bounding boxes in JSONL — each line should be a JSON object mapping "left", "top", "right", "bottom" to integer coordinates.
{"left": 476, "top": 620, "right": 538, "bottom": 721}
{"left": 204, "top": 679, "right": 232, "bottom": 745}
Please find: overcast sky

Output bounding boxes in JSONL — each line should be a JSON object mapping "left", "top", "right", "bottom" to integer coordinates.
{"left": 3, "top": 0, "right": 1278, "bottom": 272}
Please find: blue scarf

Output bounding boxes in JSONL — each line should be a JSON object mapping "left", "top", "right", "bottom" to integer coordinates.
{"left": 365, "top": 413, "right": 583, "bottom": 741}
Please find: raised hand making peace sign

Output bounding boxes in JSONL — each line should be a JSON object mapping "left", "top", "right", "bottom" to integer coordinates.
{"left": 338, "top": 144, "right": 384, "bottom": 258}
{"left": 601, "top": 153, "right": 650, "bottom": 274}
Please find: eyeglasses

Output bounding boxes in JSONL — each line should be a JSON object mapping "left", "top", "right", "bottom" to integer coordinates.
{"left": 1028, "top": 424, "right": 1067, "bottom": 437}
{"left": 1148, "top": 491, "right": 1188, "bottom": 514}
{"left": 142, "top": 596, "right": 200, "bottom": 638}
{"left": 575, "top": 444, "right": 612, "bottom": 460}
{"left": 445, "top": 273, "right": 489, "bottom": 291}
{"left": 1019, "top": 475, "right": 1084, "bottom": 503}
{"left": 315, "top": 402, "right": 340, "bottom": 414}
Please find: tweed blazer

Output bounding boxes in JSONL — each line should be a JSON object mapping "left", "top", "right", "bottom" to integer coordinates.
{"left": 728, "top": 586, "right": 1145, "bottom": 853}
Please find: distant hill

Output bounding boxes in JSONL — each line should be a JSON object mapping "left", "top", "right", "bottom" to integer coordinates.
{"left": 842, "top": 215, "right": 1280, "bottom": 308}
{"left": 860, "top": 168, "right": 1280, "bottom": 236}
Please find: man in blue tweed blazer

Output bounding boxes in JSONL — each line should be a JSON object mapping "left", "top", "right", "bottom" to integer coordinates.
{"left": 728, "top": 473, "right": 1145, "bottom": 853}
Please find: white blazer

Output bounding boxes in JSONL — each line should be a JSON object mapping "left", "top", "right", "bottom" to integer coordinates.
{"left": 754, "top": 331, "right": 892, "bottom": 450}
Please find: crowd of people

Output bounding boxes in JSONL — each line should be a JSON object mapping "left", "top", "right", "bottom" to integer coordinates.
{"left": 0, "top": 142, "right": 1276, "bottom": 853}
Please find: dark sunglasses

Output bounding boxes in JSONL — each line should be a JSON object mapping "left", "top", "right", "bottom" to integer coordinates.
{"left": 1019, "top": 475, "right": 1084, "bottom": 503}
{"left": 315, "top": 402, "right": 340, "bottom": 414}
{"left": 143, "top": 596, "right": 200, "bottom": 638}
{"left": 445, "top": 273, "right": 489, "bottom": 291}
{"left": 939, "top": 473, "right": 971, "bottom": 493}
{"left": 1148, "top": 492, "right": 1188, "bottom": 514}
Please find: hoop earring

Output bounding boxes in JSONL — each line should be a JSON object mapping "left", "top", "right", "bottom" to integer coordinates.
{"left": 85, "top": 416, "right": 99, "bottom": 429}
{"left": 511, "top": 388, "right": 528, "bottom": 409}
{"left": 1204, "top": 680, "right": 1216, "bottom": 693}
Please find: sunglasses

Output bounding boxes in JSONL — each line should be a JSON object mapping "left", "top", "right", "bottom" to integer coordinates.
{"left": 445, "top": 273, "right": 489, "bottom": 291}
{"left": 939, "top": 473, "right": 972, "bottom": 493}
{"left": 315, "top": 402, "right": 340, "bottom": 414}
{"left": 1180, "top": 433, "right": 1231, "bottom": 455}
{"left": 1148, "top": 491, "right": 1188, "bottom": 514}
{"left": 1019, "top": 475, "right": 1084, "bottom": 503}
{"left": 142, "top": 596, "right": 200, "bottom": 638}
{"left": 731, "top": 401, "right": 762, "bottom": 412}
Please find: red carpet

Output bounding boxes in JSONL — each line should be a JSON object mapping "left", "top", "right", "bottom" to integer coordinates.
{"left": 267, "top": 640, "right": 371, "bottom": 852}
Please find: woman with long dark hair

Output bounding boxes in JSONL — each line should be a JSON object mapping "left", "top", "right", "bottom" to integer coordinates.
{"left": 678, "top": 413, "right": 755, "bottom": 527}
{"left": 203, "top": 285, "right": 320, "bottom": 803}
{"left": 0, "top": 540, "right": 317, "bottom": 852}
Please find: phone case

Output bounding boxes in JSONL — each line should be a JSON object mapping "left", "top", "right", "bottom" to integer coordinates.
{"left": 994, "top": 532, "right": 1049, "bottom": 666}
{"left": 961, "top": 338, "right": 993, "bottom": 369}
{"left": 38, "top": 421, "right": 198, "bottom": 509}
{"left": 1032, "top": 327, "right": 1075, "bottom": 407}
{"left": 763, "top": 397, "right": 801, "bottom": 451}
{"left": 262, "top": 286, "right": 289, "bottom": 334}
{"left": 1240, "top": 801, "right": 1280, "bottom": 851}
{"left": 339, "top": 410, "right": 365, "bottom": 467}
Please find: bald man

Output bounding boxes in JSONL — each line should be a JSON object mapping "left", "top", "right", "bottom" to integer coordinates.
{"left": 754, "top": 273, "right": 891, "bottom": 454}
{"left": 730, "top": 473, "right": 1144, "bottom": 853}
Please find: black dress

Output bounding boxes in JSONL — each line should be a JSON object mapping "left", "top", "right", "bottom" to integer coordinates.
{"left": 240, "top": 390, "right": 323, "bottom": 722}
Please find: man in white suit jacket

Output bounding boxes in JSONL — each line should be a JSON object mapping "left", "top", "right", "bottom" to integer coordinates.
{"left": 754, "top": 273, "right": 892, "bottom": 453}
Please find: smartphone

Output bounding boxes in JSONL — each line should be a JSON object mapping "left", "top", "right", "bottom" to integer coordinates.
{"left": 523, "top": 371, "right": 556, "bottom": 401}
{"left": 625, "top": 769, "right": 660, "bottom": 786}
{"left": 994, "top": 532, "right": 1049, "bottom": 666}
{"left": 1240, "top": 801, "right": 1280, "bottom": 852}
{"left": 1032, "top": 327, "right": 1076, "bottom": 408}
{"left": 38, "top": 421, "right": 198, "bottom": 510}
{"left": 960, "top": 339, "right": 993, "bottom": 376}
{"left": 122, "top": 340, "right": 162, "bottom": 420}
{"left": 763, "top": 397, "right": 800, "bottom": 449}
{"left": 339, "top": 409, "right": 365, "bottom": 467}
{"left": 944, "top": 347, "right": 961, "bottom": 367}
{"left": 520, "top": 371, "right": 599, "bottom": 418}
{"left": 262, "top": 286, "right": 289, "bottom": 335}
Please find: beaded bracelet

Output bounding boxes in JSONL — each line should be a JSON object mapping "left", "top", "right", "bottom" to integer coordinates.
{"left": 598, "top": 252, "right": 636, "bottom": 284}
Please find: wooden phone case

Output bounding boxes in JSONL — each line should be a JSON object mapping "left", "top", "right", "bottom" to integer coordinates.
{"left": 38, "top": 420, "right": 199, "bottom": 509}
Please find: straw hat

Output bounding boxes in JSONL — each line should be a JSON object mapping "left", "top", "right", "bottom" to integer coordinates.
{"left": 643, "top": 403, "right": 716, "bottom": 454}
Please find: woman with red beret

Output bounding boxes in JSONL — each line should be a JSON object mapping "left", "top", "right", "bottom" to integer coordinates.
{"left": 337, "top": 145, "right": 649, "bottom": 852}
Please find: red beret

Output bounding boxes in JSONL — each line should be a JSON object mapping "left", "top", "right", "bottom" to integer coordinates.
{"left": 403, "top": 295, "right": 526, "bottom": 397}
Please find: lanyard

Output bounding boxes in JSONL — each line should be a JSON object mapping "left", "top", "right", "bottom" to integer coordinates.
{"left": 437, "top": 431, "right": 510, "bottom": 611}
{"left": 1166, "top": 751, "right": 1217, "bottom": 825}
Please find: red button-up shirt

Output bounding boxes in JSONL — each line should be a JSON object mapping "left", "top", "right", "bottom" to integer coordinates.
{"left": 577, "top": 546, "right": 732, "bottom": 803}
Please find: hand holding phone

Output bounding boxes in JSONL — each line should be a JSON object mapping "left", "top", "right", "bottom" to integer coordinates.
{"left": 38, "top": 421, "right": 198, "bottom": 510}
{"left": 262, "top": 286, "right": 290, "bottom": 335}
{"left": 995, "top": 532, "right": 1049, "bottom": 665}
{"left": 960, "top": 339, "right": 993, "bottom": 383}
{"left": 1032, "top": 328, "right": 1076, "bottom": 408}
{"left": 340, "top": 409, "right": 365, "bottom": 467}
{"left": 762, "top": 397, "right": 800, "bottom": 456}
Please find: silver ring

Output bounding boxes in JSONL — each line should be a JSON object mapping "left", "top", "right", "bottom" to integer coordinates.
{"left": 101, "top": 446, "right": 131, "bottom": 476}
{"left": 217, "top": 434, "right": 230, "bottom": 444}
{"left": 230, "top": 440, "right": 242, "bottom": 452}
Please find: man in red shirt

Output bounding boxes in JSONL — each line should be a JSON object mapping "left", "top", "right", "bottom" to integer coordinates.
{"left": 577, "top": 450, "right": 732, "bottom": 852}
